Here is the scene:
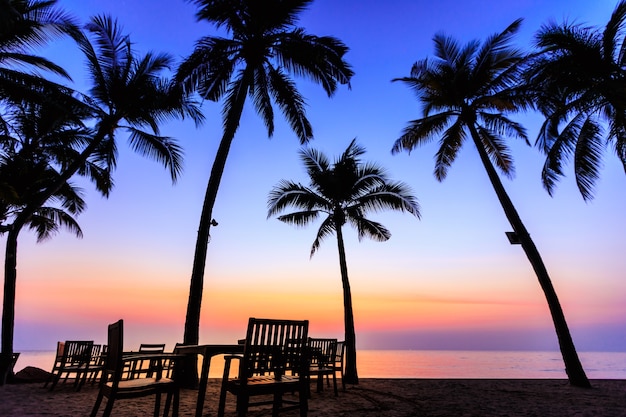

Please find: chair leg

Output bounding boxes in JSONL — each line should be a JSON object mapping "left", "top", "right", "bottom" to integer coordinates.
{"left": 153, "top": 392, "right": 162, "bottom": 417}
{"left": 236, "top": 394, "right": 249, "bottom": 417}
{"left": 76, "top": 371, "right": 88, "bottom": 391}
{"left": 272, "top": 391, "right": 282, "bottom": 417}
{"left": 217, "top": 385, "right": 228, "bottom": 417}
{"left": 299, "top": 385, "right": 308, "bottom": 417}
{"left": 332, "top": 371, "right": 338, "bottom": 396}
{"left": 90, "top": 392, "right": 104, "bottom": 417}
{"left": 48, "top": 372, "right": 61, "bottom": 391}
{"left": 163, "top": 390, "right": 179, "bottom": 417}
{"left": 173, "top": 390, "right": 180, "bottom": 417}
{"left": 102, "top": 398, "right": 115, "bottom": 417}
{"left": 164, "top": 393, "right": 172, "bottom": 417}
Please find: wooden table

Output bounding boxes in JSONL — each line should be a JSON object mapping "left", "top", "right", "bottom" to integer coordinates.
{"left": 175, "top": 344, "right": 243, "bottom": 417}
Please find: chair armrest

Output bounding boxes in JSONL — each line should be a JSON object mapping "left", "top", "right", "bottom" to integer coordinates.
{"left": 222, "top": 354, "right": 242, "bottom": 380}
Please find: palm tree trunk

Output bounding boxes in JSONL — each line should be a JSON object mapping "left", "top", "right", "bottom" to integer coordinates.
{"left": 181, "top": 75, "right": 250, "bottom": 387}
{"left": 468, "top": 125, "right": 590, "bottom": 388}
{"left": 334, "top": 222, "right": 358, "bottom": 385}
{"left": 1, "top": 225, "right": 20, "bottom": 384}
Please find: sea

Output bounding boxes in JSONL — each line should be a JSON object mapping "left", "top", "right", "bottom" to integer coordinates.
{"left": 14, "top": 350, "right": 626, "bottom": 379}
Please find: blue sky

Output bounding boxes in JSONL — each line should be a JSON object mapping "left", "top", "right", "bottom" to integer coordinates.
{"left": 7, "top": 0, "right": 626, "bottom": 352}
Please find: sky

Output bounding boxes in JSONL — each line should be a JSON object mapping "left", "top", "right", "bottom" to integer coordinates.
{"left": 4, "top": 0, "right": 626, "bottom": 353}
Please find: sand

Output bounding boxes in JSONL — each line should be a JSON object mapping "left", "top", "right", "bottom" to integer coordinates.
{"left": 1, "top": 377, "right": 626, "bottom": 416}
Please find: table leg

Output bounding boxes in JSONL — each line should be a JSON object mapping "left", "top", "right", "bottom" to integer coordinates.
{"left": 195, "top": 353, "right": 211, "bottom": 417}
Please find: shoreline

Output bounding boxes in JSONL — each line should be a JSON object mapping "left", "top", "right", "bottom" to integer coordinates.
{"left": 2, "top": 378, "right": 626, "bottom": 416}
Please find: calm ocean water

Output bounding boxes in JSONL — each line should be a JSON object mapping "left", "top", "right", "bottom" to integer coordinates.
{"left": 14, "top": 350, "right": 626, "bottom": 379}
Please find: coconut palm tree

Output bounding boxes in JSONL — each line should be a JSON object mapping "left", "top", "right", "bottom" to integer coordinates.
{"left": 525, "top": 0, "right": 626, "bottom": 201}
{"left": 175, "top": 0, "right": 353, "bottom": 352}
{"left": 0, "top": 0, "right": 79, "bottom": 110}
{"left": 1, "top": 15, "right": 202, "bottom": 362}
{"left": 0, "top": 100, "right": 90, "bottom": 383}
{"left": 392, "top": 19, "right": 591, "bottom": 387}
{"left": 267, "top": 139, "right": 420, "bottom": 384}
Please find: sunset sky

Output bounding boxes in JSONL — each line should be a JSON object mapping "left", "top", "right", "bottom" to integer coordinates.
{"left": 6, "top": 0, "right": 625, "bottom": 353}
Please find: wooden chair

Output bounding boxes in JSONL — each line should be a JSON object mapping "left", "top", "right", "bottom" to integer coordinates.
{"left": 218, "top": 318, "right": 309, "bottom": 417}
{"left": 90, "top": 320, "right": 180, "bottom": 417}
{"left": 129, "top": 343, "right": 166, "bottom": 379}
{"left": 44, "top": 340, "right": 94, "bottom": 391}
{"left": 85, "top": 344, "right": 105, "bottom": 386}
{"left": 164, "top": 343, "right": 185, "bottom": 379}
{"left": 331, "top": 341, "right": 346, "bottom": 392}
{"left": 307, "top": 338, "right": 338, "bottom": 396}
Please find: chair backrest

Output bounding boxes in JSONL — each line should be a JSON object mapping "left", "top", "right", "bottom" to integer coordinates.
{"left": 56, "top": 341, "right": 65, "bottom": 361}
{"left": 333, "top": 341, "right": 345, "bottom": 369}
{"left": 307, "top": 338, "right": 337, "bottom": 366}
{"left": 103, "top": 320, "right": 124, "bottom": 383}
{"left": 63, "top": 341, "right": 94, "bottom": 365}
{"left": 138, "top": 344, "right": 166, "bottom": 353}
{"left": 89, "top": 344, "right": 102, "bottom": 363}
{"left": 240, "top": 318, "right": 309, "bottom": 379}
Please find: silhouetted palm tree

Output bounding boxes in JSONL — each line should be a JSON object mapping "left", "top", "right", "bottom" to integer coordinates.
{"left": 526, "top": 0, "right": 626, "bottom": 200}
{"left": 1, "top": 15, "right": 202, "bottom": 360}
{"left": 268, "top": 139, "right": 420, "bottom": 384}
{"left": 0, "top": 100, "right": 89, "bottom": 382}
{"left": 392, "top": 19, "right": 591, "bottom": 387}
{"left": 175, "top": 0, "right": 353, "bottom": 352}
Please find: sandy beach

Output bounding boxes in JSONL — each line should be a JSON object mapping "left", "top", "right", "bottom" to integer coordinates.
{"left": 1, "top": 378, "right": 626, "bottom": 416}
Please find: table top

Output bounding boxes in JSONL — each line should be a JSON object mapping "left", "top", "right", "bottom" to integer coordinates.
{"left": 174, "top": 344, "right": 243, "bottom": 356}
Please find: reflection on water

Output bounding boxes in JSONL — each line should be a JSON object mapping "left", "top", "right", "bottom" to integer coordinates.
{"left": 14, "top": 350, "right": 626, "bottom": 379}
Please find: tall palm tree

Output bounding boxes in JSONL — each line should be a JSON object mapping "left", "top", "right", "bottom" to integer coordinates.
{"left": 175, "top": 0, "right": 353, "bottom": 353}
{"left": 0, "top": 101, "right": 89, "bottom": 383}
{"left": 392, "top": 19, "right": 591, "bottom": 388}
{"left": 1, "top": 15, "right": 202, "bottom": 359}
{"left": 0, "top": 0, "right": 79, "bottom": 110}
{"left": 267, "top": 139, "right": 420, "bottom": 385}
{"left": 525, "top": 0, "right": 626, "bottom": 201}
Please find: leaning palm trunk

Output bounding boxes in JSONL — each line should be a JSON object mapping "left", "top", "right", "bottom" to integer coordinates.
{"left": 182, "top": 74, "right": 251, "bottom": 387}
{"left": 335, "top": 221, "right": 358, "bottom": 384}
{"left": 469, "top": 125, "right": 590, "bottom": 388}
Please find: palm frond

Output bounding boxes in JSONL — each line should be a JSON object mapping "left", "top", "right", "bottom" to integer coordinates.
{"left": 603, "top": 0, "right": 626, "bottom": 63}
{"left": 251, "top": 66, "right": 274, "bottom": 137}
{"left": 476, "top": 126, "right": 514, "bottom": 178}
{"left": 276, "top": 210, "right": 321, "bottom": 227}
{"left": 125, "top": 127, "right": 184, "bottom": 182}
{"left": 299, "top": 146, "right": 330, "bottom": 179}
{"left": 479, "top": 112, "right": 528, "bottom": 144}
{"left": 276, "top": 29, "right": 353, "bottom": 95}
{"left": 267, "top": 180, "right": 330, "bottom": 217}
{"left": 175, "top": 36, "right": 237, "bottom": 100}
{"left": 434, "top": 118, "right": 466, "bottom": 181}
{"left": 573, "top": 117, "right": 605, "bottom": 200}
{"left": 310, "top": 216, "right": 335, "bottom": 257}
{"left": 392, "top": 112, "right": 456, "bottom": 154}
{"left": 29, "top": 206, "right": 82, "bottom": 242}
{"left": 267, "top": 66, "right": 312, "bottom": 143}
{"left": 353, "top": 183, "right": 421, "bottom": 219}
